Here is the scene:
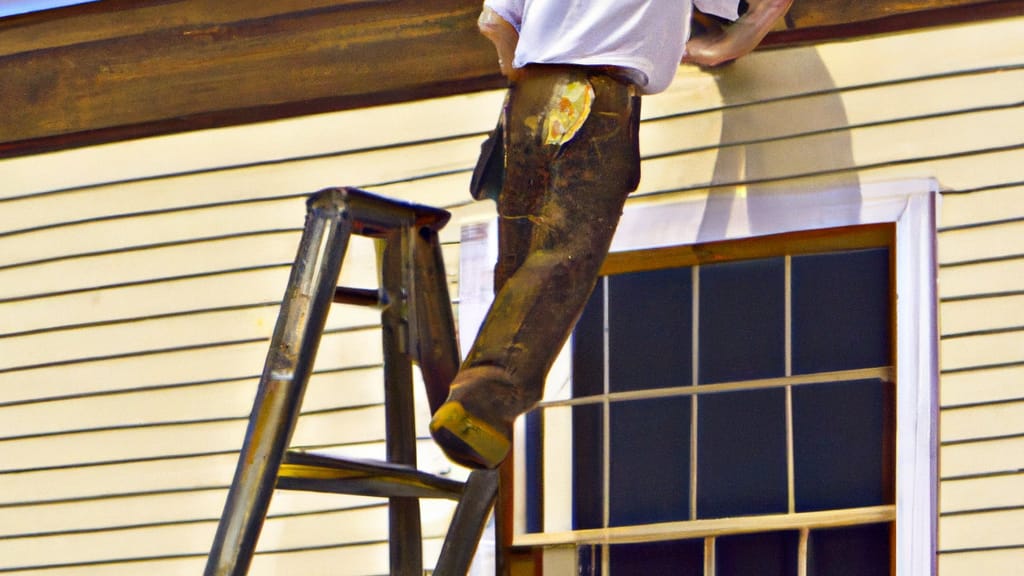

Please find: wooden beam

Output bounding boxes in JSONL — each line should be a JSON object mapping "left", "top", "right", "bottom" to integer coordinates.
{"left": 765, "top": 0, "right": 1024, "bottom": 46}
{"left": 785, "top": 0, "right": 1012, "bottom": 28}
{"left": 0, "top": 0, "right": 1020, "bottom": 158}
{"left": 0, "top": 0, "right": 501, "bottom": 158}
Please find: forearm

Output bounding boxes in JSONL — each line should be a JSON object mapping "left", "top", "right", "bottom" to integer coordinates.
{"left": 479, "top": 5, "right": 521, "bottom": 80}
{"left": 685, "top": 0, "right": 793, "bottom": 67}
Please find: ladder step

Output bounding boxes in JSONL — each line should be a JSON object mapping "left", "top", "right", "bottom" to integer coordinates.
{"left": 277, "top": 451, "right": 464, "bottom": 500}
{"left": 333, "top": 286, "right": 382, "bottom": 307}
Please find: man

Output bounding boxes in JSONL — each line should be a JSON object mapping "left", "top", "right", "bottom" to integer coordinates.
{"left": 430, "top": 0, "right": 794, "bottom": 469}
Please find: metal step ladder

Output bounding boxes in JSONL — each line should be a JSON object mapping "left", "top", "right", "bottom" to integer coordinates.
{"left": 204, "top": 187, "right": 498, "bottom": 576}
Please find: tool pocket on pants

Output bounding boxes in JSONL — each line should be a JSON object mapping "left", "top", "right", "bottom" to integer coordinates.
{"left": 470, "top": 113, "right": 505, "bottom": 202}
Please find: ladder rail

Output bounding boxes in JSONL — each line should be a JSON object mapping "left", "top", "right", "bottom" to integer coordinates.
{"left": 381, "top": 224, "right": 424, "bottom": 575}
{"left": 411, "top": 225, "right": 461, "bottom": 414}
{"left": 205, "top": 193, "right": 354, "bottom": 576}
{"left": 434, "top": 470, "right": 499, "bottom": 576}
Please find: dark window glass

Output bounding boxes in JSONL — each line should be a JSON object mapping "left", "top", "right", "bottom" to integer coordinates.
{"left": 573, "top": 404, "right": 604, "bottom": 530}
{"left": 609, "top": 539, "right": 703, "bottom": 576}
{"left": 700, "top": 258, "right": 786, "bottom": 384}
{"left": 698, "top": 388, "right": 788, "bottom": 518}
{"left": 578, "top": 545, "right": 602, "bottom": 576}
{"left": 793, "top": 379, "right": 893, "bottom": 512}
{"left": 573, "top": 280, "right": 605, "bottom": 398}
{"left": 609, "top": 397, "right": 691, "bottom": 526}
{"left": 717, "top": 531, "right": 800, "bottom": 576}
{"left": 524, "top": 409, "right": 543, "bottom": 533}
{"left": 792, "top": 248, "right": 891, "bottom": 374}
{"left": 807, "top": 523, "right": 892, "bottom": 576}
{"left": 609, "top": 267, "right": 692, "bottom": 392}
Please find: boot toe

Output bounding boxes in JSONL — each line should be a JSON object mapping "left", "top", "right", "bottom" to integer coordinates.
{"left": 430, "top": 400, "right": 511, "bottom": 469}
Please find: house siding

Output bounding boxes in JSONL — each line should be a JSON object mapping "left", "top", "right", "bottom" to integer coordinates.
{"left": 0, "top": 15, "right": 1020, "bottom": 575}
{"left": 0, "top": 92, "right": 505, "bottom": 574}
{"left": 937, "top": 184, "right": 1024, "bottom": 572}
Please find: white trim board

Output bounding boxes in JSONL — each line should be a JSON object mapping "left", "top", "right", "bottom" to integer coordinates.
{"left": 609, "top": 179, "right": 938, "bottom": 253}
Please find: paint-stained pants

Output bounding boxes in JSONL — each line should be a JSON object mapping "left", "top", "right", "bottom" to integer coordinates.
{"left": 461, "top": 65, "right": 641, "bottom": 418}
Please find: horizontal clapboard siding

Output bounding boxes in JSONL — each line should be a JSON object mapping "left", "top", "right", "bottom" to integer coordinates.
{"left": 929, "top": 17, "right": 1024, "bottom": 573}
{"left": 0, "top": 85, "right": 502, "bottom": 574}
{"left": 937, "top": 187, "right": 1024, "bottom": 570}
{"left": 0, "top": 13, "right": 1020, "bottom": 574}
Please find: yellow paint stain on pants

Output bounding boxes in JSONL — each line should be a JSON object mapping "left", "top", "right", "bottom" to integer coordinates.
{"left": 543, "top": 79, "right": 594, "bottom": 147}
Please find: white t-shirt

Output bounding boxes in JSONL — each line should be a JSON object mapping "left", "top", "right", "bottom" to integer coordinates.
{"left": 484, "top": 0, "right": 741, "bottom": 94}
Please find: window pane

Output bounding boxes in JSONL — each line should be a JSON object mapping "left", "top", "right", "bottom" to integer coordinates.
{"left": 699, "top": 258, "right": 785, "bottom": 384}
{"left": 573, "top": 404, "right": 604, "bottom": 530}
{"left": 573, "top": 280, "right": 606, "bottom": 398}
{"left": 579, "top": 545, "right": 602, "bottom": 576}
{"left": 808, "top": 523, "right": 892, "bottom": 576}
{"left": 609, "top": 539, "right": 703, "bottom": 576}
{"left": 698, "top": 388, "right": 788, "bottom": 518}
{"left": 792, "top": 248, "right": 891, "bottom": 374}
{"left": 609, "top": 267, "right": 693, "bottom": 392}
{"left": 717, "top": 531, "right": 800, "bottom": 576}
{"left": 609, "top": 397, "right": 691, "bottom": 526}
{"left": 793, "top": 379, "right": 893, "bottom": 512}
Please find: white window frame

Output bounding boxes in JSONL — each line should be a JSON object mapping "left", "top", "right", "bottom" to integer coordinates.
{"left": 458, "top": 179, "right": 939, "bottom": 575}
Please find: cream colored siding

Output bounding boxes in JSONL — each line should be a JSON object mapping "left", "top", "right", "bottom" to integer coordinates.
{"left": 0, "top": 14, "right": 1020, "bottom": 574}
{"left": 938, "top": 212, "right": 1024, "bottom": 572}
{"left": 0, "top": 89, "right": 505, "bottom": 574}
{"left": 940, "top": 471, "right": 1024, "bottom": 513}
{"left": 941, "top": 364, "right": 1024, "bottom": 407}
{"left": 939, "top": 548, "right": 1024, "bottom": 576}
{"left": 935, "top": 107, "right": 1024, "bottom": 572}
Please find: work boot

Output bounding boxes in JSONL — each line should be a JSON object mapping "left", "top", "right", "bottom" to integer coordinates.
{"left": 429, "top": 365, "right": 521, "bottom": 469}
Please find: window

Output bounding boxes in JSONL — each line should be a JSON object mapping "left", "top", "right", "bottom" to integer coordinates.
{"left": 520, "top": 232, "right": 896, "bottom": 574}
{"left": 467, "top": 180, "right": 940, "bottom": 574}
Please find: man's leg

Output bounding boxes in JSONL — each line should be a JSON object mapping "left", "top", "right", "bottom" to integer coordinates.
{"left": 431, "top": 67, "right": 640, "bottom": 469}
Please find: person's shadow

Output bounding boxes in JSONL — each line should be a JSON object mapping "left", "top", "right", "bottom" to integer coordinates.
{"left": 696, "top": 46, "right": 862, "bottom": 240}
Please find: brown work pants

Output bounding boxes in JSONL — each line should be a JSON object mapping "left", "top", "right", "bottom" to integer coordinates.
{"left": 461, "top": 65, "right": 641, "bottom": 416}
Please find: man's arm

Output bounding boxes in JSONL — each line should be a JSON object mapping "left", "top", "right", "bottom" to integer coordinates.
{"left": 479, "top": 5, "right": 521, "bottom": 81}
{"left": 683, "top": 0, "right": 793, "bottom": 67}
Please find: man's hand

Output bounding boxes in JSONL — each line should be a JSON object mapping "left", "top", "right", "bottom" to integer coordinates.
{"left": 479, "top": 7, "right": 521, "bottom": 81}
{"left": 683, "top": 0, "right": 793, "bottom": 68}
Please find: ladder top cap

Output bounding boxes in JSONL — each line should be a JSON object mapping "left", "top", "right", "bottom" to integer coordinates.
{"left": 309, "top": 187, "right": 451, "bottom": 231}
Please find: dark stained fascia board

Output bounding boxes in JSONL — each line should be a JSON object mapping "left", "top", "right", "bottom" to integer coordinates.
{"left": 0, "top": 0, "right": 1021, "bottom": 159}
{"left": 765, "top": 0, "right": 1024, "bottom": 47}
{"left": 0, "top": 0, "right": 501, "bottom": 158}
